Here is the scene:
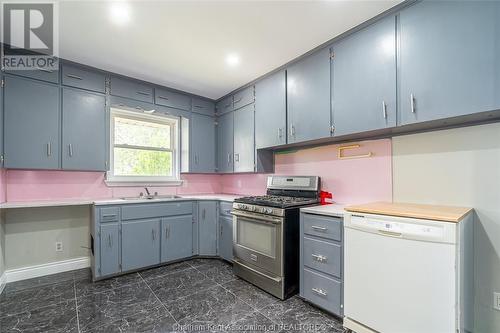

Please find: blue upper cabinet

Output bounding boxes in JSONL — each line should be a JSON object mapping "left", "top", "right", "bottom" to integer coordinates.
{"left": 216, "top": 96, "right": 233, "bottom": 115}
{"left": 155, "top": 87, "right": 191, "bottom": 111}
{"left": 190, "top": 113, "right": 216, "bottom": 173}
{"left": 399, "top": 0, "right": 500, "bottom": 125}
{"left": 61, "top": 63, "right": 106, "bottom": 93}
{"left": 3, "top": 76, "right": 60, "bottom": 169}
{"left": 233, "top": 103, "right": 255, "bottom": 173}
{"left": 5, "top": 66, "right": 60, "bottom": 84}
{"left": 192, "top": 97, "right": 215, "bottom": 116}
{"left": 109, "top": 76, "right": 154, "bottom": 103}
{"left": 287, "top": 48, "right": 331, "bottom": 144}
{"left": 255, "top": 70, "right": 286, "bottom": 148}
{"left": 217, "top": 111, "right": 234, "bottom": 173}
{"left": 62, "top": 88, "right": 107, "bottom": 171}
{"left": 331, "top": 16, "right": 397, "bottom": 136}
{"left": 233, "top": 86, "right": 254, "bottom": 110}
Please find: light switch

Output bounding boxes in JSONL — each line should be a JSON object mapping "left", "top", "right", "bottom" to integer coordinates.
{"left": 494, "top": 292, "right": 500, "bottom": 311}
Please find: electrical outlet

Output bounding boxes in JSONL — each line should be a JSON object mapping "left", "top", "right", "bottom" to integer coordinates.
{"left": 494, "top": 292, "right": 500, "bottom": 311}
{"left": 55, "top": 241, "right": 63, "bottom": 252}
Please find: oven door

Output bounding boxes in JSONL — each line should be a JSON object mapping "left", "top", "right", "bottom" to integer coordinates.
{"left": 232, "top": 210, "right": 283, "bottom": 276}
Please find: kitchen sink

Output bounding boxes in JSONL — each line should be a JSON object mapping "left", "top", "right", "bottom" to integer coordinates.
{"left": 119, "top": 195, "right": 182, "bottom": 201}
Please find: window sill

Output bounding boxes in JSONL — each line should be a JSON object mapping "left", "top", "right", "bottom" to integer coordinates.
{"left": 104, "top": 180, "right": 184, "bottom": 187}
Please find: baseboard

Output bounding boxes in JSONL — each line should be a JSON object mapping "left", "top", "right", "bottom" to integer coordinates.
{"left": 343, "top": 317, "right": 376, "bottom": 333}
{"left": 0, "top": 271, "right": 6, "bottom": 295}
{"left": 5, "top": 257, "right": 90, "bottom": 284}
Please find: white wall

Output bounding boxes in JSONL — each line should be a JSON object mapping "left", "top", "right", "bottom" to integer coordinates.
{"left": 4, "top": 206, "right": 90, "bottom": 270}
{"left": 392, "top": 123, "right": 500, "bottom": 333}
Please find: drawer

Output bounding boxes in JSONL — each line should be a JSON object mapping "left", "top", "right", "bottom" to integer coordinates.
{"left": 233, "top": 86, "right": 254, "bottom": 110}
{"left": 99, "top": 207, "right": 120, "bottom": 223}
{"left": 303, "top": 237, "right": 342, "bottom": 278}
{"left": 121, "top": 201, "right": 193, "bottom": 220}
{"left": 302, "top": 213, "right": 342, "bottom": 241}
{"left": 110, "top": 76, "right": 153, "bottom": 103}
{"left": 302, "top": 268, "right": 342, "bottom": 316}
{"left": 216, "top": 96, "right": 233, "bottom": 114}
{"left": 219, "top": 201, "right": 233, "bottom": 216}
{"left": 192, "top": 97, "right": 215, "bottom": 115}
{"left": 62, "top": 64, "right": 106, "bottom": 93}
{"left": 155, "top": 88, "right": 191, "bottom": 111}
{"left": 5, "top": 67, "right": 59, "bottom": 84}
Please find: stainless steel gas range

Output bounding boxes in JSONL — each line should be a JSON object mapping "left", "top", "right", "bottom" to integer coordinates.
{"left": 232, "top": 175, "right": 320, "bottom": 300}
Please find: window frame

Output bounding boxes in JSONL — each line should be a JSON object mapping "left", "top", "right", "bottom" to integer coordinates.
{"left": 106, "top": 108, "right": 182, "bottom": 185}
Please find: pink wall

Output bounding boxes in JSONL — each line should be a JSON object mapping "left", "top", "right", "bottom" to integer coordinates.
{"left": 221, "top": 139, "right": 393, "bottom": 204}
{"left": 0, "top": 139, "right": 392, "bottom": 205}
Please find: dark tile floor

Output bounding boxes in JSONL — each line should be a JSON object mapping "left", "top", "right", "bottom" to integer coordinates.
{"left": 0, "top": 259, "right": 346, "bottom": 332}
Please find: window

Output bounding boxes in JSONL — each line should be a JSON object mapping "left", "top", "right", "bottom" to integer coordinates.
{"left": 107, "top": 108, "right": 181, "bottom": 184}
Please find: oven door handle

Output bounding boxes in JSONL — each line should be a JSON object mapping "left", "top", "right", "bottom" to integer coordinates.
{"left": 231, "top": 210, "right": 282, "bottom": 224}
{"left": 234, "top": 259, "right": 282, "bottom": 283}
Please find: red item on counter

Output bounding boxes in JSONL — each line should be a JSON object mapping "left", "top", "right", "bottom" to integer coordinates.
{"left": 319, "top": 191, "right": 333, "bottom": 205}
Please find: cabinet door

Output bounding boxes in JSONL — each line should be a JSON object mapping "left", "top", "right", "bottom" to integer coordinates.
{"left": 5, "top": 67, "right": 59, "bottom": 84}
{"left": 62, "top": 64, "right": 106, "bottom": 93}
{"left": 233, "top": 86, "right": 254, "bottom": 110}
{"left": 190, "top": 113, "right": 216, "bottom": 173}
{"left": 62, "top": 88, "right": 107, "bottom": 171}
{"left": 198, "top": 201, "right": 217, "bottom": 255}
{"left": 110, "top": 76, "right": 154, "bottom": 103}
{"left": 287, "top": 48, "right": 331, "bottom": 143}
{"left": 255, "top": 70, "right": 286, "bottom": 148}
{"left": 155, "top": 88, "right": 191, "bottom": 111}
{"left": 161, "top": 215, "right": 193, "bottom": 262}
{"left": 233, "top": 104, "right": 255, "bottom": 173}
{"left": 192, "top": 98, "right": 215, "bottom": 116}
{"left": 4, "top": 76, "right": 60, "bottom": 169}
{"left": 399, "top": 0, "right": 500, "bottom": 125}
{"left": 216, "top": 96, "right": 233, "bottom": 115}
{"left": 100, "top": 223, "right": 120, "bottom": 276}
{"left": 332, "top": 16, "right": 396, "bottom": 136}
{"left": 218, "top": 216, "right": 233, "bottom": 262}
{"left": 122, "top": 219, "right": 161, "bottom": 271}
{"left": 217, "top": 112, "right": 234, "bottom": 173}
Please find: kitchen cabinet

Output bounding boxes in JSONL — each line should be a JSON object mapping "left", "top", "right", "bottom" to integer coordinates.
{"left": 190, "top": 113, "right": 216, "bottom": 173}
{"left": 121, "top": 219, "right": 161, "bottom": 271}
{"left": 62, "top": 88, "right": 107, "bottom": 171}
{"left": 5, "top": 67, "right": 60, "bottom": 84}
{"left": 233, "top": 103, "right": 255, "bottom": 173}
{"left": 331, "top": 16, "right": 396, "bottom": 136}
{"left": 0, "top": 74, "right": 3, "bottom": 166}
{"left": 61, "top": 63, "right": 106, "bottom": 93}
{"left": 161, "top": 215, "right": 193, "bottom": 262}
{"left": 217, "top": 111, "right": 234, "bottom": 173}
{"left": 3, "top": 76, "right": 60, "bottom": 169}
{"left": 192, "top": 97, "right": 215, "bottom": 116}
{"left": 155, "top": 87, "right": 191, "bottom": 111}
{"left": 255, "top": 70, "right": 287, "bottom": 148}
{"left": 216, "top": 96, "right": 233, "bottom": 115}
{"left": 198, "top": 201, "right": 218, "bottom": 255}
{"left": 399, "top": 0, "right": 500, "bottom": 125}
{"left": 233, "top": 86, "right": 254, "bottom": 110}
{"left": 287, "top": 48, "right": 331, "bottom": 144}
{"left": 99, "top": 223, "right": 121, "bottom": 276}
{"left": 110, "top": 75, "right": 154, "bottom": 103}
{"left": 218, "top": 202, "right": 233, "bottom": 262}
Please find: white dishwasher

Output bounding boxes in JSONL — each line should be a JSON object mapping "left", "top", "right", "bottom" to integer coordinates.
{"left": 343, "top": 212, "right": 473, "bottom": 333}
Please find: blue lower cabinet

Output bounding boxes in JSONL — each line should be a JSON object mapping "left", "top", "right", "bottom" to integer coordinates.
{"left": 198, "top": 201, "right": 218, "bottom": 255}
{"left": 161, "top": 215, "right": 194, "bottom": 262}
{"left": 218, "top": 215, "right": 233, "bottom": 262}
{"left": 99, "top": 223, "right": 121, "bottom": 276}
{"left": 121, "top": 219, "right": 161, "bottom": 271}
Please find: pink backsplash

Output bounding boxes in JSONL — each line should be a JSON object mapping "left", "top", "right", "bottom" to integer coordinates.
{"left": 0, "top": 139, "right": 392, "bottom": 204}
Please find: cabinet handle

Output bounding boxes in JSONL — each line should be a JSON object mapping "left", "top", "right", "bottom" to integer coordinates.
{"left": 234, "top": 97, "right": 242, "bottom": 104}
{"left": 152, "top": 229, "right": 156, "bottom": 240}
{"left": 157, "top": 96, "right": 169, "bottom": 100}
{"left": 220, "top": 225, "right": 223, "bottom": 236}
{"left": 278, "top": 128, "right": 283, "bottom": 139}
{"left": 37, "top": 67, "right": 53, "bottom": 73}
{"left": 311, "top": 253, "right": 327, "bottom": 263}
{"left": 410, "top": 93, "right": 416, "bottom": 113}
{"left": 68, "top": 144, "right": 73, "bottom": 157}
{"left": 66, "top": 74, "right": 83, "bottom": 80}
{"left": 224, "top": 103, "right": 231, "bottom": 109}
{"left": 202, "top": 209, "right": 206, "bottom": 220}
{"left": 382, "top": 100, "right": 387, "bottom": 119}
{"left": 193, "top": 105, "right": 203, "bottom": 109}
{"left": 46, "top": 143, "right": 52, "bottom": 157}
{"left": 312, "top": 288, "right": 328, "bottom": 296}
{"left": 250, "top": 254, "right": 258, "bottom": 261}
{"left": 227, "top": 153, "right": 232, "bottom": 165}
{"left": 194, "top": 155, "right": 199, "bottom": 164}
{"left": 290, "top": 125, "right": 296, "bottom": 137}
{"left": 165, "top": 225, "right": 170, "bottom": 239}
{"left": 136, "top": 91, "right": 150, "bottom": 96}
{"left": 108, "top": 234, "right": 112, "bottom": 248}
{"left": 234, "top": 153, "right": 240, "bottom": 162}
{"left": 311, "top": 225, "right": 328, "bottom": 232}
{"left": 102, "top": 214, "right": 117, "bottom": 219}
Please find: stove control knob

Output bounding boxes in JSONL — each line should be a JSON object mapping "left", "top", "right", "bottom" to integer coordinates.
{"left": 251, "top": 206, "right": 257, "bottom": 212}
{"left": 266, "top": 208, "right": 273, "bottom": 214}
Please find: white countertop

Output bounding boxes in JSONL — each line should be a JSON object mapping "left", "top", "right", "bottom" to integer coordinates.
{"left": 300, "top": 203, "right": 347, "bottom": 217}
{"left": 0, "top": 194, "right": 244, "bottom": 209}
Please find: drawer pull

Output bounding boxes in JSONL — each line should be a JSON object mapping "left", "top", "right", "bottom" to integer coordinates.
{"left": 311, "top": 254, "right": 328, "bottom": 263}
{"left": 157, "top": 95, "right": 169, "bottom": 100}
{"left": 136, "top": 91, "right": 150, "bottom": 96}
{"left": 66, "top": 74, "right": 83, "bottom": 80}
{"left": 250, "top": 254, "right": 258, "bottom": 261}
{"left": 234, "top": 97, "right": 242, "bottom": 104}
{"left": 312, "top": 288, "right": 328, "bottom": 296}
{"left": 311, "top": 225, "right": 328, "bottom": 232}
{"left": 102, "top": 214, "right": 117, "bottom": 219}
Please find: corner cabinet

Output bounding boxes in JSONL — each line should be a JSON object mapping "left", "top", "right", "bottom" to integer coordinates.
{"left": 190, "top": 113, "right": 216, "bottom": 173}
{"left": 398, "top": 0, "right": 500, "bottom": 125}
{"left": 287, "top": 48, "right": 331, "bottom": 144}
{"left": 331, "top": 15, "right": 397, "bottom": 136}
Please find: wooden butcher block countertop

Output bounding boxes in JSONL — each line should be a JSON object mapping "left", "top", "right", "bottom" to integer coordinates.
{"left": 345, "top": 202, "right": 473, "bottom": 223}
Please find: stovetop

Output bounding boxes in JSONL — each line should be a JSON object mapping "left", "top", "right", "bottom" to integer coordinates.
{"left": 234, "top": 195, "right": 319, "bottom": 209}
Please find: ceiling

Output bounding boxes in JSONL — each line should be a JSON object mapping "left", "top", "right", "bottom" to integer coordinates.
{"left": 59, "top": 1, "right": 401, "bottom": 100}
